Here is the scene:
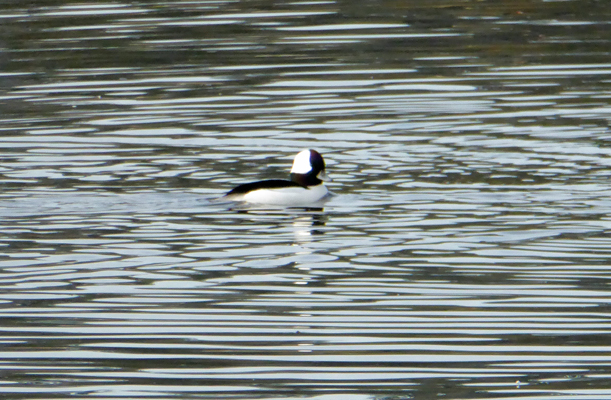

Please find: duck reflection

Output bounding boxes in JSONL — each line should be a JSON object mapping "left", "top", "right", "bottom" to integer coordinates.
{"left": 229, "top": 206, "right": 328, "bottom": 246}
{"left": 291, "top": 209, "right": 327, "bottom": 245}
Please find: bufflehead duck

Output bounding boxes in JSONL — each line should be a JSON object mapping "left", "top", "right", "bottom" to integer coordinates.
{"left": 221, "top": 149, "right": 330, "bottom": 205}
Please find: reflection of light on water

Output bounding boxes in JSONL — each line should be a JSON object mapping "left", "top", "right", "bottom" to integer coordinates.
{"left": 3, "top": 0, "right": 611, "bottom": 397}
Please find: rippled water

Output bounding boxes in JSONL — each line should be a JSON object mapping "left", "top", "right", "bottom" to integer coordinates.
{"left": 2, "top": 1, "right": 611, "bottom": 399}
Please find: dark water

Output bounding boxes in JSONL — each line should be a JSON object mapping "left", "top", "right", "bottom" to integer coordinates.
{"left": 2, "top": 1, "right": 611, "bottom": 399}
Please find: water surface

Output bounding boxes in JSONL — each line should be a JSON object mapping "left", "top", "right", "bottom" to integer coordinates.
{"left": 2, "top": 1, "right": 611, "bottom": 399}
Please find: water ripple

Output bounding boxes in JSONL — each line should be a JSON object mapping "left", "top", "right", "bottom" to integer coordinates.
{"left": 2, "top": 1, "right": 611, "bottom": 399}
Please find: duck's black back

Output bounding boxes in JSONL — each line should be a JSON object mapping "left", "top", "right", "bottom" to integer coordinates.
{"left": 224, "top": 179, "right": 303, "bottom": 196}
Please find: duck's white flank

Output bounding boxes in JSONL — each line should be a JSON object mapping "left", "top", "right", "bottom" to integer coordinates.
{"left": 240, "top": 184, "right": 328, "bottom": 205}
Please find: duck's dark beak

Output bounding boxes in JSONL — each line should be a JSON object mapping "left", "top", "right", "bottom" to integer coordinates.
{"left": 318, "top": 170, "right": 331, "bottom": 182}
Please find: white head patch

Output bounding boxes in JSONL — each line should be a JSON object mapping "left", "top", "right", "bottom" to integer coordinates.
{"left": 290, "top": 150, "right": 312, "bottom": 174}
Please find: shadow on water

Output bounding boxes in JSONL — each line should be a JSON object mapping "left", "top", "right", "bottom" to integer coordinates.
{"left": 2, "top": 0, "right": 611, "bottom": 399}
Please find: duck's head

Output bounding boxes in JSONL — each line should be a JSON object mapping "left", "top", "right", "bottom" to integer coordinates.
{"left": 290, "top": 149, "right": 330, "bottom": 186}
